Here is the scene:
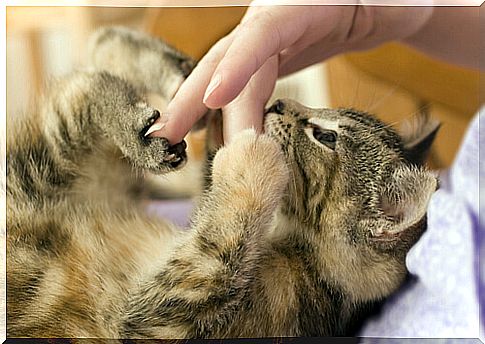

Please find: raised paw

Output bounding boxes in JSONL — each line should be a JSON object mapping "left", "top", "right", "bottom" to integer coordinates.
{"left": 212, "top": 129, "right": 289, "bottom": 204}
{"left": 109, "top": 103, "right": 187, "bottom": 173}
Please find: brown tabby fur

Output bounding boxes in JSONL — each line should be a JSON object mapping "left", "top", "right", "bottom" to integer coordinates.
{"left": 6, "top": 27, "right": 439, "bottom": 339}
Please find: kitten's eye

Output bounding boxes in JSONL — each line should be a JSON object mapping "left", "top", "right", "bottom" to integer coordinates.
{"left": 313, "top": 127, "right": 337, "bottom": 150}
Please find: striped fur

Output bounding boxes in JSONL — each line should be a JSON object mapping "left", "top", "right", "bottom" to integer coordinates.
{"left": 7, "top": 27, "right": 438, "bottom": 339}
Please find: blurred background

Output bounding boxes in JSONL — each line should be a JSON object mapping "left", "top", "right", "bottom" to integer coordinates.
{"left": 6, "top": 6, "right": 483, "bottom": 171}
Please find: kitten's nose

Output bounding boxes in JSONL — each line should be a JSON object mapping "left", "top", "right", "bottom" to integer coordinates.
{"left": 265, "top": 99, "right": 286, "bottom": 115}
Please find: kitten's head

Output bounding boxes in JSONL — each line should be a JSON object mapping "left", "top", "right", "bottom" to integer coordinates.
{"left": 264, "top": 99, "right": 439, "bottom": 300}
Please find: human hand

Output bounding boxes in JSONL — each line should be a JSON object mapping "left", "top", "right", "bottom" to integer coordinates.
{"left": 221, "top": 55, "right": 278, "bottom": 143}
{"left": 150, "top": 3, "right": 433, "bottom": 144}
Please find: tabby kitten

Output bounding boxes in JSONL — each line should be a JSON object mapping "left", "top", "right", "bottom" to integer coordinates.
{"left": 7, "top": 27, "right": 438, "bottom": 339}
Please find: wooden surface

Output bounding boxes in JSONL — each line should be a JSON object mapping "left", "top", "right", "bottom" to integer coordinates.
{"left": 345, "top": 43, "right": 482, "bottom": 116}
{"left": 144, "top": 6, "right": 246, "bottom": 59}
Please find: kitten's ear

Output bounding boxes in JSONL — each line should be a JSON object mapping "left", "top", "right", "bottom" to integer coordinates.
{"left": 400, "top": 112, "right": 441, "bottom": 166}
{"left": 371, "top": 166, "right": 438, "bottom": 250}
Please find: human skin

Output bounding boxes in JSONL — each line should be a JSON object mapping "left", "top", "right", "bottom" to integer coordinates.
{"left": 149, "top": 4, "right": 481, "bottom": 144}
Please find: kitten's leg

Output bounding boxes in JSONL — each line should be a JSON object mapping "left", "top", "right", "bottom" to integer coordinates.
{"left": 7, "top": 71, "right": 187, "bottom": 207}
{"left": 122, "top": 129, "right": 289, "bottom": 338}
{"left": 88, "top": 27, "right": 200, "bottom": 199}
{"left": 88, "top": 26, "right": 195, "bottom": 99}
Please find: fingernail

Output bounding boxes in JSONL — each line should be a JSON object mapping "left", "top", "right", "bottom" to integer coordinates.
{"left": 203, "top": 73, "right": 222, "bottom": 104}
{"left": 145, "top": 113, "right": 169, "bottom": 137}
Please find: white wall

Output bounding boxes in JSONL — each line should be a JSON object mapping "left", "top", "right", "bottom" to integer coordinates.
{"left": 271, "top": 62, "right": 331, "bottom": 109}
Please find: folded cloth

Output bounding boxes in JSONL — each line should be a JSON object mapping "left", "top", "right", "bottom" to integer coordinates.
{"left": 359, "top": 109, "right": 483, "bottom": 341}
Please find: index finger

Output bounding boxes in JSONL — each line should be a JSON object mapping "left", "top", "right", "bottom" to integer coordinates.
{"left": 150, "top": 34, "right": 234, "bottom": 144}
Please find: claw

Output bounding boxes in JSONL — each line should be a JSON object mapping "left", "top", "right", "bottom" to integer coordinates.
{"left": 163, "top": 153, "right": 176, "bottom": 162}
{"left": 144, "top": 121, "right": 165, "bottom": 137}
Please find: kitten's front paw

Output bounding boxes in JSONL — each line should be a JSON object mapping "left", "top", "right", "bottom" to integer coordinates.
{"left": 112, "top": 105, "right": 187, "bottom": 173}
{"left": 212, "top": 129, "right": 289, "bottom": 204}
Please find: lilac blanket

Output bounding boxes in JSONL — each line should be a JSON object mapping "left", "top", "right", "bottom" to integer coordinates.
{"left": 147, "top": 110, "right": 483, "bottom": 341}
